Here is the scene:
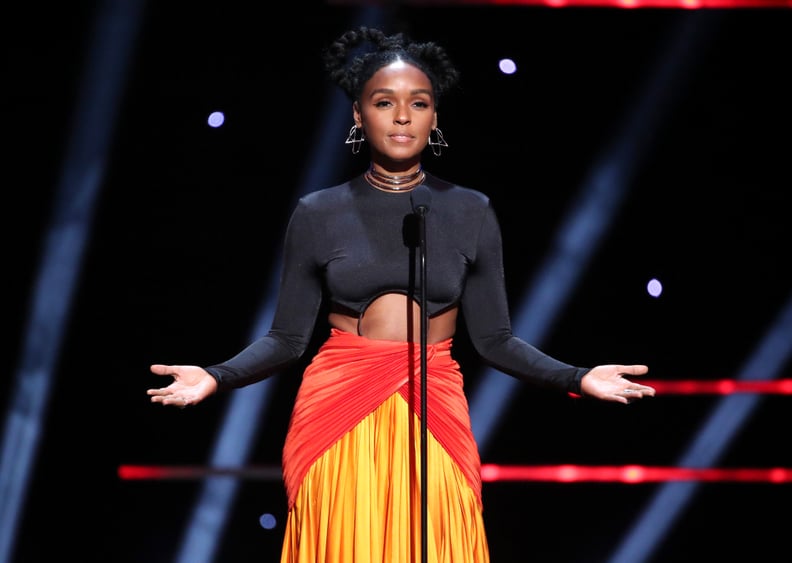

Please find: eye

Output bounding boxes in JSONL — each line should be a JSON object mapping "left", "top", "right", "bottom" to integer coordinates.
{"left": 412, "top": 100, "right": 430, "bottom": 109}
{"left": 374, "top": 99, "right": 393, "bottom": 108}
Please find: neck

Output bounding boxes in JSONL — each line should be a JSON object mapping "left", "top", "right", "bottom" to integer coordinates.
{"left": 364, "top": 166, "right": 425, "bottom": 193}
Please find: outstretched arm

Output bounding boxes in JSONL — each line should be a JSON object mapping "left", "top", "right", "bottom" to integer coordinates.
{"left": 579, "top": 364, "right": 655, "bottom": 404}
{"left": 145, "top": 198, "right": 327, "bottom": 406}
{"left": 147, "top": 364, "right": 218, "bottom": 408}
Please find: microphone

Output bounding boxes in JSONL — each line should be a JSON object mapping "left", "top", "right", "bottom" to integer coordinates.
{"left": 410, "top": 185, "right": 431, "bottom": 216}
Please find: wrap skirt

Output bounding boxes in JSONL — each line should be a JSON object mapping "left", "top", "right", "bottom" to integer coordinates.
{"left": 280, "top": 329, "right": 490, "bottom": 563}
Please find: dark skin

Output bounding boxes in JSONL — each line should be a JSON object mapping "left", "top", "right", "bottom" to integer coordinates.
{"left": 147, "top": 60, "right": 656, "bottom": 408}
{"left": 328, "top": 60, "right": 456, "bottom": 344}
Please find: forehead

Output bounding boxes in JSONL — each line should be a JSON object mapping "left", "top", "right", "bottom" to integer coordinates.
{"left": 365, "top": 60, "right": 433, "bottom": 92}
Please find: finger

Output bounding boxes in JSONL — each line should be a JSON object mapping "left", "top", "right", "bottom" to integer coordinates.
{"left": 622, "top": 387, "right": 655, "bottom": 398}
{"left": 150, "top": 364, "right": 175, "bottom": 376}
{"left": 149, "top": 393, "right": 189, "bottom": 408}
{"left": 165, "top": 396, "right": 190, "bottom": 409}
{"left": 618, "top": 364, "right": 649, "bottom": 377}
{"left": 621, "top": 380, "right": 655, "bottom": 391}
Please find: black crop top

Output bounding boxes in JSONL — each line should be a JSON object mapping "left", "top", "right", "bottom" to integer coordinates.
{"left": 205, "top": 172, "right": 589, "bottom": 394}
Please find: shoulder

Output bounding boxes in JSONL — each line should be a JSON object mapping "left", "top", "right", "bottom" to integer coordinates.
{"left": 423, "top": 172, "right": 494, "bottom": 218}
{"left": 297, "top": 180, "right": 355, "bottom": 209}
{"left": 288, "top": 180, "right": 358, "bottom": 224}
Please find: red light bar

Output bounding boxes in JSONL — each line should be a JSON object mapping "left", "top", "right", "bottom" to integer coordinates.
{"left": 480, "top": 464, "right": 792, "bottom": 482}
{"left": 119, "top": 464, "right": 792, "bottom": 483}
{"left": 329, "top": 0, "right": 792, "bottom": 7}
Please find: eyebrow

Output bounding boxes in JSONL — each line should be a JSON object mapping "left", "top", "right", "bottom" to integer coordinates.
{"left": 367, "top": 87, "right": 433, "bottom": 98}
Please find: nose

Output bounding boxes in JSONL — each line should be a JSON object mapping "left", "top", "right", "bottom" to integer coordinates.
{"left": 394, "top": 104, "right": 411, "bottom": 124}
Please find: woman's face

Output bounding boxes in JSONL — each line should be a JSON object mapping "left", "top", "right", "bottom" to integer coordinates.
{"left": 354, "top": 60, "right": 437, "bottom": 171}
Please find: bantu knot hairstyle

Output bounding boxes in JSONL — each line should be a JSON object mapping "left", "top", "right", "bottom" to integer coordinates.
{"left": 323, "top": 26, "right": 460, "bottom": 106}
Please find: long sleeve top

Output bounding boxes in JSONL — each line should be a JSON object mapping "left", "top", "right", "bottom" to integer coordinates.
{"left": 205, "top": 172, "right": 589, "bottom": 394}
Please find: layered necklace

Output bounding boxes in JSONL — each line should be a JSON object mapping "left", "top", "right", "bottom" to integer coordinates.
{"left": 364, "top": 166, "right": 425, "bottom": 193}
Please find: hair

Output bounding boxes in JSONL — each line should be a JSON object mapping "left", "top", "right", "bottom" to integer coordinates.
{"left": 323, "top": 26, "right": 460, "bottom": 107}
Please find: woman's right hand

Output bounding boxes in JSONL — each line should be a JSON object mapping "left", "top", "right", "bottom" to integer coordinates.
{"left": 147, "top": 364, "right": 218, "bottom": 408}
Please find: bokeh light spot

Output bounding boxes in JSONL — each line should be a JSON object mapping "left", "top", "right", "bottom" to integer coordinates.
{"left": 207, "top": 111, "right": 225, "bottom": 128}
{"left": 647, "top": 278, "right": 663, "bottom": 298}
{"left": 259, "top": 513, "right": 277, "bottom": 530}
{"left": 498, "top": 58, "right": 517, "bottom": 75}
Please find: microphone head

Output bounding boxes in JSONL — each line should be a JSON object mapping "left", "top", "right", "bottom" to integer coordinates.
{"left": 410, "top": 184, "right": 432, "bottom": 214}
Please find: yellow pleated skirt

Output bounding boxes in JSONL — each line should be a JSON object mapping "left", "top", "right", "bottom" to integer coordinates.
{"left": 280, "top": 392, "right": 490, "bottom": 563}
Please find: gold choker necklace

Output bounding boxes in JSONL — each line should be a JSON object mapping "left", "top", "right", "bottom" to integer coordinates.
{"left": 364, "top": 167, "right": 425, "bottom": 193}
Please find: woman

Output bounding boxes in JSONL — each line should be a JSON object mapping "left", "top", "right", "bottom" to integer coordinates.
{"left": 147, "top": 26, "right": 655, "bottom": 563}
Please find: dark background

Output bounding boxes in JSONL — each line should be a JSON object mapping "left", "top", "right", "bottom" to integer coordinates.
{"left": 5, "top": 1, "right": 791, "bottom": 562}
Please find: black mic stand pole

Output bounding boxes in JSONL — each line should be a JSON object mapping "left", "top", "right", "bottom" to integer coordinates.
{"left": 409, "top": 185, "right": 431, "bottom": 563}
{"left": 416, "top": 204, "right": 428, "bottom": 563}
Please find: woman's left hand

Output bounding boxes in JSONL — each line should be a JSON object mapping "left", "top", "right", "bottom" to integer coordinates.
{"left": 580, "top": 364, "right": 655, "bottom": 404}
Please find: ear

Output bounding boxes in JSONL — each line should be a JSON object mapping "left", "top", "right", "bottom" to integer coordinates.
{"left": 432, "top": 111, "right": 438, "bottom": 130}
{"left": 353, "top": 101, "right": 363, "bottom": 128}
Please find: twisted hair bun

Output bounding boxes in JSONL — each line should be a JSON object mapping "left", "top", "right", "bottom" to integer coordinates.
{"left": 323, "top": 26, "right": 460, "bottom": 105}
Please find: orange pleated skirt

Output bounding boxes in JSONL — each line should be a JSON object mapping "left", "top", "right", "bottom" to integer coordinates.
{"left": 280, "top": 329, "right": 490, "bottom": 563}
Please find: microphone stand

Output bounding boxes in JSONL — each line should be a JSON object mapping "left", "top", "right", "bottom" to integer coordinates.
{"left": 409, "top": 184, "right": 431, "bottom": 563}
{"left": 416, "top": 203, "right": 428, "bottom": 563}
